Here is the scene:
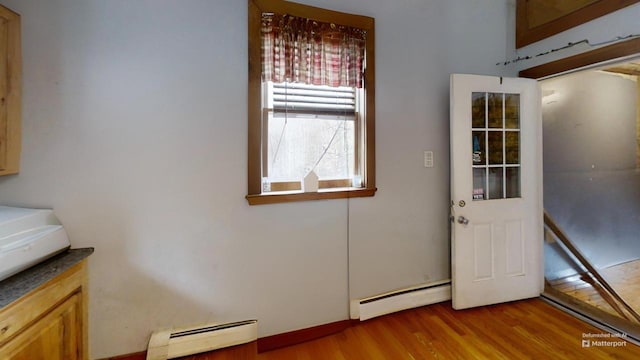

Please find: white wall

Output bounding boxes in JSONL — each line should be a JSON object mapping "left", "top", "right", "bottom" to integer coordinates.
{"left": 344, "top": 0, "right": 514, "bottom": 299}
{"left": 0, "top": 0, "right": 511, "bottom": 358}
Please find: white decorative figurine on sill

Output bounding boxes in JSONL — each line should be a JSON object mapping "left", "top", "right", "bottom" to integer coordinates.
{"left": 302, "top": 170, "right": 319, "bottom": 192}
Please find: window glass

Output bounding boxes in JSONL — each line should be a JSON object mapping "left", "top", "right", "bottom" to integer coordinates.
{"left": 472, "top": 92, "right": 521, "bottom": 200}
{"left": 267, "top": 107, "right": 356, "bottom": 183}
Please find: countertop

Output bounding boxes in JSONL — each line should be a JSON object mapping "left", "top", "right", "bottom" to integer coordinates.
{"left": 0, "top": 248, "right": 94, "bottom": 309}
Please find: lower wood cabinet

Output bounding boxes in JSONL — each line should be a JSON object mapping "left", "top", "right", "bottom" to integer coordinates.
{"left": 0, "top": 260, "right": 89, "bottom": 360}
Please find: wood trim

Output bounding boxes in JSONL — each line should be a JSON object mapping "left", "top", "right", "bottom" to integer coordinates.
{"left": 247, "top": 0, "right": 263, "bottom": 195}
{"left": 257, "top": 320, "right": 351, "bottom": 353}
{"left": 246, "top": 187, "right": 376, "bottom": 206}
{"left": 519, "top": 37, "right": 640, "bottom": 79}
{"left": 516, "top": 0, "right": 640, "bottom": 48}
{"left": 251, "top": 0, "right": 374, "bottom": 30}
{"left": 270, "top": 181, "right": 301, "bottom": 192}
{"left": 97, "top": 351, "right": 146, "bottom": 360}
{"left": 270, "top": 179, "right": 354, "bottom": 192}
{"left": 364, "top": 25, "right": 376, "bottom": 190}
{"left": 0, "top": 15, "right": 7, "bottom": 170}
{"left": 0, "top": 4, "right": 21, "bottom": 175}
{"left": 319, "top": 179, "right": 353, "bottom": 189}
{"left": 637, "top": 78, "right": 640, "bottom": 168}
{"left": 247, "top": 0, "right": 375, "bottom": 204}
{"left": 80, "top": 260, "right": 89, "bottom": 360}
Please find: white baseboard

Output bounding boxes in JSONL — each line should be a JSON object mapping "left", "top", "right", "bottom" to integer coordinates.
{"left": 351, "top": 280, "right": 452, "bottom": 321}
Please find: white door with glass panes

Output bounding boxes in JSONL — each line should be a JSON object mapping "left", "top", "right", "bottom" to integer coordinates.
{"left": 450, "top": 74, "right": 543, "bottom": 310}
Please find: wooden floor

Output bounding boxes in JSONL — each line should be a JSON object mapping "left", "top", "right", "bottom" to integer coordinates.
{"left": 548, "top": 259, "right": 640, "bottom": 320}
{"left": 177, "top": 298, "right": 640, "bottom": 360}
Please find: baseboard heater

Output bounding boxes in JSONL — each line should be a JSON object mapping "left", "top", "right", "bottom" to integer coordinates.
{"left": 146, "top": 319, "right": 257, "bottom": 360}
{"left": 351, "top": 280, "right": 452, "bottom": 321}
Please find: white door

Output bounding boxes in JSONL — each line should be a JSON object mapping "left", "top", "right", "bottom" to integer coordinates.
{"left": 450, "top": 74, "right": 543, "bottom": 310}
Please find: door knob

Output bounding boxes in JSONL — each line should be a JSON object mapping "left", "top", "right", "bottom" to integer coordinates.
{"left": 457, "top": 216, "right": 469, "bottom": 225}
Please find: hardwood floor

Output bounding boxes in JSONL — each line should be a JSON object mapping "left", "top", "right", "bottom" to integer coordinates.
{"left": 177, "top": 298, "right": 640, "bottom": 360}
{"left": 548, "top": 259, "right": 640, "bottom": 321}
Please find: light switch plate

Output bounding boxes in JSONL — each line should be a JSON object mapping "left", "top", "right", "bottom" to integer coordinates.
{"left": 424, "top": 151, "right": 434, "bottom": 168}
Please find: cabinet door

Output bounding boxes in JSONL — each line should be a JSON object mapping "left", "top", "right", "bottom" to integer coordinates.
{"left": 0, "top": 8, "right": 8, "bottom": 170}
{"left": 0, "top": 294, "right": 81, "bottom": 360}
{"left": 0, "top": 4, "right": 21, "bottom": 175}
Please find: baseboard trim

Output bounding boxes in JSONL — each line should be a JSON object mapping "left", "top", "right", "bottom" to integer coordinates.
{"left": 99, "top": 351, "right": 146, "bottom": 360}
{"left": 257, "top": 320, "right": 352, "bottom": 353}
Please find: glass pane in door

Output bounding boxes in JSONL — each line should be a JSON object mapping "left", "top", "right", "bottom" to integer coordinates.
{"left": 488, "top": 132, "right": 504, "bottom": 165}
{"left": 505, "top": 132, "right": 520, "bottom": 164}
{"left": 471, "top": 92, "right": 521, "bottom": 200}
{"left": 472, "top": 131, "right": 486, "bottom": 165}
{"left": 488, "top": 168, "right": 503, "bottom": 199}
{"left": 506, "top": 167, "right": 520, "bottom": 198}
{"left": 472, "top": 93, "right": 486, "bottom": 128}
{"left": 473, "top": 168, "right": 487, "bottom": 200}
{"left": 505, "top": 94, "right": 520, "bottom": 129}
{"left": 488, "top": 93, "right": 503, "bottom": 128}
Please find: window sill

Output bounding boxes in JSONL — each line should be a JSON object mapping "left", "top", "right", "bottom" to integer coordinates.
{"left": 246, "top": 187, "right": 377, "bottom": 205}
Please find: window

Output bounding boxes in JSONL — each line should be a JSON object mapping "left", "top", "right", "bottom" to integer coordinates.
{"left": 247, "top": 0, "right": 376, "bottom": 205}
{"left": 264, "top": 82, "right": 360, "bottom": 191}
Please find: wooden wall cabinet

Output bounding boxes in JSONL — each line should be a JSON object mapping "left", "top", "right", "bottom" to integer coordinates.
{"left": 516, "top": 0, "right": 640, "bottom": 48}
{"left": 0, "top": 4, "right": 21, "bottom": 175}
{"left": 0, "top": 260, "right": 89, "bottom": 360}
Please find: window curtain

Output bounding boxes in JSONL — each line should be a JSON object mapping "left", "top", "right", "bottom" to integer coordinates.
{"left": 261, "top": 13, "right": 366, "bottom": 88}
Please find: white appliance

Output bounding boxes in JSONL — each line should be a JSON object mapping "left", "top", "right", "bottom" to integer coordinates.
{"left": 0, "top": 206, "right": 71, "bottom": 282}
